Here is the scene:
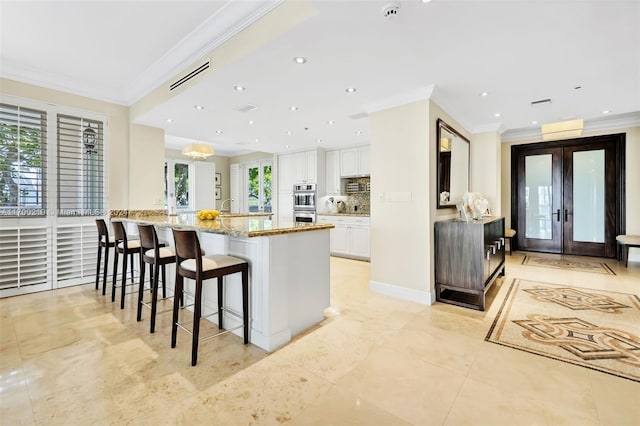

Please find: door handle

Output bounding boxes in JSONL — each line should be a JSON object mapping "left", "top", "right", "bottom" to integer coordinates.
{"left": 553, "top": 209, "right": 560, "bottom": 222}
{"left": 564, "top": 209, "right": 572, "bottom": 222}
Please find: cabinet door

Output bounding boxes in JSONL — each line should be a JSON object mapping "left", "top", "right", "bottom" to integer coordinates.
{"left": 349, "top": 225, "right": 370, "bottom": 258}
{"left": 279, "top": 154, "right": 296, "bottom": 192}
{"left": 330, "top": 225, "right": 350, "bottom": 254}
{"left": 358, "top": 146, "right": 370, "bottom": 175}
{"left": 325, "top": 151, "right": 340, "bottom": 195}
{"left": 305, "top": 150, "right": 317, "bottom": 182}
{"left": 278, "top": 191, "right": 293, "bottom": 222}
{"left": 340, "top": 148, "right": 358, "bottom": 177}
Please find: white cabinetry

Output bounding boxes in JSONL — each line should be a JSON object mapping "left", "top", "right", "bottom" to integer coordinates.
{"left": 317, "top": 215, "right": 370, "bottom": 260}
{"left": 340, "top": 146, "right": 370, "bottom": 177}
{"left": 278, "top": 149, "right": 325, "bottom": 221}
{"left": 325, "top": 150, "right": 341, "bottom": 195}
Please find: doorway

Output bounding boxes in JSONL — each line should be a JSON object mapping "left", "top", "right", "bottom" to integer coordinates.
{"left": 511, "top": 134, "right": 625, "bottom": 257}
{"left": 245, "top": 160, "right": 272, "bottom": 213}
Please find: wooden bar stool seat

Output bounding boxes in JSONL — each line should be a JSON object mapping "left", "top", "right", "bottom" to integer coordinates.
{"left": 95, "top": 219, "right": 115, "bottom": 295}
{"left": 136, "top": 224, "right": 176, "bottom": 333}
{"left": 171, "top": 228, "right": 249, "bottom": 366}
{"left": 111, "top": 221, "right": 141, "bottom": 309}
{"left": 616, "top": 235, "right": 640, "bottom": 267}
{"left": 505, "top": 229, "right": 516, "bottom": 255}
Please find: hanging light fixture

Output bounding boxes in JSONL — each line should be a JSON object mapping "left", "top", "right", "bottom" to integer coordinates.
{"left": 181, "top": 143, "right": 214, "bottom": 160}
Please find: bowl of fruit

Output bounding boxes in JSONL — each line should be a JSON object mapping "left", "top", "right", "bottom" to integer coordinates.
{"left": 197, "top": 209, "right": 220, "bottom": 220}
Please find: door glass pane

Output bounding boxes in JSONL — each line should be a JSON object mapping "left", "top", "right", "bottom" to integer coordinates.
{"left": 525, "top": 154, "right": 553, "bottom": 239}
{"left": 174, "top": 163, "right": 189, "bottom": 208}
{"left": 263, "top": 164, "right": 272, "bottom": 213}
{"left": 573, "top": 150, "right": 604, "bottom": 243}
{"left": 248, "top": 166, "right": 259, "bottom": 212}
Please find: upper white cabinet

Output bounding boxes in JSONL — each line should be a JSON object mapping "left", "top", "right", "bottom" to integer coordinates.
{"left": 340, "top": 146, "right": 370, "bottom": 177}
{"left": 325, "top": 150, "right": 341, "bottom": 195}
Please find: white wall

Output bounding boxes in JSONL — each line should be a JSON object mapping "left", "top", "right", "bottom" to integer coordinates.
{"left": 501, "top": 125, "right": 640, "bottom": 262}
{"left": 471, "top": 131, "right": 501, "bottom": 216}
{"left": 369, "top": 100, "right": 432, "bottom": 302}
{"left": 129, "top": 124, "right": 165, "bottom": 209}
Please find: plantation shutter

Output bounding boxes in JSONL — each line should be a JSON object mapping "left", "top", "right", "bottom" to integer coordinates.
{"left": 57, "top": 114, "right": 104, "bottom": 216}
{"left": 0, "top": 103, "right": 47, "bottom": 216}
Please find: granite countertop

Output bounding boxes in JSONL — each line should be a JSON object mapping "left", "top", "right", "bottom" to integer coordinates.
{"left": 316, "top": 212, "right": 370, "bottom": 217}
{"left": 119, "top": 213, "right": 333, "bottom": 238}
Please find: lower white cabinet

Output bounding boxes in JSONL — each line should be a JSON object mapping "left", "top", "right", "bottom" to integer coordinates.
{"left": 317, "top": 215, "right": 370, "bottom": 260}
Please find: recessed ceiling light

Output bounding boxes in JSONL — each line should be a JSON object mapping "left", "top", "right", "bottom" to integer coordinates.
{"left": 327, "top": 120, "right": 335, "bottom": 125}
{"left": 346, "top": 87, "right": 357, "bottom": 93}
{"left": 531, "top": 120, "right": 538, "bottom": 125}
{"left": 480, "top": 92, "right": 488, "bottom": 97}
{"left": 293, "top": 57, "right": 307, "bottom": 64}
{"left": 216, "top": 129, "right": 223, "bottom": 134}
{"left": 234, "top": 85, "right": 245, "bottom": 91}
{"left": 602, "top": 110, "right": 611, "bottom": 114}
{"left": 166, "top": 119, "right": 173, "bottom": 123}
{"left": 289, "top": 106, "right": 298, "bottom": 111}
{"left": 316, "top": 138, "right": 322, "bottom": 143}
{"left": 286, "top": 130, "right": 293, "bottom": 135}
{"left": 494, "top": 113, "right": 501, "bottom": 118}
{"left": 248, "top": 120, "right": 254, "bottom": 125}
{"left": 194, "top": 105, "right": 204, "bottom": 110}
{"left": 355, "top": 130, "right": 362, "bottom": 135}
{"left": 255, "top": 138, "right": 259, "bottom": 142}
{"left": 285, "top": 145, "right": 291, "bottom": 148}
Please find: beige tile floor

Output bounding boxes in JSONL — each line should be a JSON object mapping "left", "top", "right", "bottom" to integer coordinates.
{"left": 1, "top": 252, "right": 639, "bottom": 425}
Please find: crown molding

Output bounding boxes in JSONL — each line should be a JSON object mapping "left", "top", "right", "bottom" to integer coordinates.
{"left": 0, "top": 1, "right": 283, "bottom": 107}
{"left": 123, "top": 0, "right": 284, "bottom": 105}
{"left": 501, "top": 111, "right": 640, "bottom": 142}
{"left": 363, "top": 84, "right": 435, "bottom": 114}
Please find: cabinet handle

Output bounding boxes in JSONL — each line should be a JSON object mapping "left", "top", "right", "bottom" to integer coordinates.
{"left": 495, "top": 240, "right": 501, "bottom": 250}
{"left": 486, "top": 250, "right": 491, "bottom": 261}
{"left": 500, "top": 237, "right": 505, "bottom": 245}
{"left": 491, "top": 245, "right": 497, "bottom": 255}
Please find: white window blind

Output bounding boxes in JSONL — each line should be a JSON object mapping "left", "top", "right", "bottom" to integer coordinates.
{"left": 57, "top": 114, "right": 104, "bottom": 216}
{"left": 56, "top": 223, "right": 98, "bottom": 285}
{"left": 0, "top": 103, "right": 47, "bottom": 217}
{"left": 0, "top": 225, "right": 50, "bottom": 290}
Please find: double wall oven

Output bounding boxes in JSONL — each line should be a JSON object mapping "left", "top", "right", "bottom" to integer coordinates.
{"left": 293, "top": 183, "right": 316, "bottom": 223}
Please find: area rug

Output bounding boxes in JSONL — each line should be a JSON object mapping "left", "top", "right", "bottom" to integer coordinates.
{"left": 521, "top": 256, "right": 616, "bottom": 275}
{"left": 486, "top": 279, "right": 640, "bottom": 382}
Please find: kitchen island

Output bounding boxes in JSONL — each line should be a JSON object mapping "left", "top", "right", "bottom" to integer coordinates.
{"left": 119, "top": 214, "right": 334, "bottom": 352}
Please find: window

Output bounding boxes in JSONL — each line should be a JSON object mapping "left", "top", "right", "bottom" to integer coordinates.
{"left": 0, "top": 103, "right": 47, "bottom": 216}
{"left": 164, "top": 160, "right": 191, "bottom": 211}
{"left": 246, "top": 160, "right": 272, "bottom": 213}
{"left": 57, "top": 114, "right": 105, "bottom": 216}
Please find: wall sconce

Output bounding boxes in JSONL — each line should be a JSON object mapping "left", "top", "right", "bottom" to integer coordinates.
{"left": 181, "top": 143, "right": 214, "bottom": 160}
{"left": 541, "top": 119, "right": 583, "bottom": 141}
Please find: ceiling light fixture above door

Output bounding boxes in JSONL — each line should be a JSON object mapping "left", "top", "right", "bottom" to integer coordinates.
{"left": 541, "top": 119, "right": 583, "bottom": 140}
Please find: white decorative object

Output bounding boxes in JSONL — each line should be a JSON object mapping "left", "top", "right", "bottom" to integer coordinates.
{"left": 462, "top": 192, "right": 490, "bottom": 220}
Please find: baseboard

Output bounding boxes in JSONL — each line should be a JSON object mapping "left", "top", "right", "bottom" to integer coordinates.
{"left": 369, "top": 280, "right": 434, "bottom": 305}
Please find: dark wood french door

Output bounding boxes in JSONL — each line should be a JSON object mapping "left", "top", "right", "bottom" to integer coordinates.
{"left": 512, "top": 134, "right": 625, "bottom": 258}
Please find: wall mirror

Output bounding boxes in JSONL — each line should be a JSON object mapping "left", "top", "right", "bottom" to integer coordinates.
{"left": 436, "top": 118, "right": 470, "bottom": 208}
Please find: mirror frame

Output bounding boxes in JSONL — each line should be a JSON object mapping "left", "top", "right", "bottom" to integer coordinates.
{"left": 436, "top": 118, "right": 470, "bottom": 209}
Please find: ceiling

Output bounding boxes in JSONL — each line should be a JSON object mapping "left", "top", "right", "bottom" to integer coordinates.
{"left": 2, "top": 0, "right": 639, "bottom": 157}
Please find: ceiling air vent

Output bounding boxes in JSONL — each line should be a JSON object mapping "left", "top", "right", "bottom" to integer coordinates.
{"left": 348, "top": 112, "right": 369, "bottom": 120}
{"left": 530, "top": 98, "right": 552, "bottom": 106}
{"left": 235, "top": 104, "right": 258, "bottom": 113}
{"left": 169, "top": 60, "right": 210, "bottom": 91}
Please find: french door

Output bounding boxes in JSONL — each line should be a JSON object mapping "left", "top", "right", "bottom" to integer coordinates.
{"left": 245, "top": 160, "right": 272, "bottom": 213}
{"left": 513, "top": 135, "right": 624, "bottom": 257}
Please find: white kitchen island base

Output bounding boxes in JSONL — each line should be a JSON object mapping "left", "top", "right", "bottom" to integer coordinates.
{"left": 139, "top": 222, "right": 331, "bottom": 353}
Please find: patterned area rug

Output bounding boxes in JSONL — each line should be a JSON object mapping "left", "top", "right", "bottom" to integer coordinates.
{"left": 486, "top": 279, "right": 640, "bottom": 382}
{"left": 521, "top": 256, "right": 616, "bottom": 275}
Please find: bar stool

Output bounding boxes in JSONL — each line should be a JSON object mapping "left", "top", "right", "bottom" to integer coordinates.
{"left": 136, "top": 224, "right": 176, "bottom": 333}
{"left": 171, "top": 228, "right": 249, "bottom": 366}
{"left": 95, "top": 219, "right": 115, "bottom": 295}
{"left": 111, "top": 221, "right": 141, "bottom": 309}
